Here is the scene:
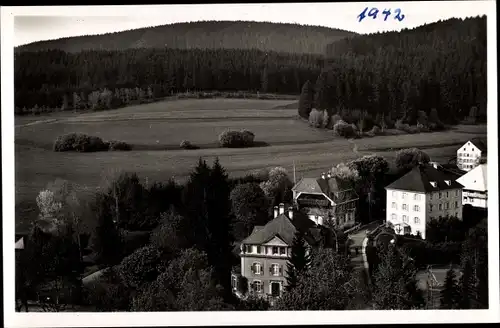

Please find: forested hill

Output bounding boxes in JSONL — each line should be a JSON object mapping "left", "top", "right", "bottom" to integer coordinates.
{"left": 309, "top": 16, "right": 487, "bottom": 125}
{"left": 16, "top": 20, "right": 356, "bottom": 55}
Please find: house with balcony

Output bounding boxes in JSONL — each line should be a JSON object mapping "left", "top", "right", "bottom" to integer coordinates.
{"left": 456, "top": 138, "right": 487, "bottom": 172}
{"left": 291, "top": 171, "right": 358, "bottom": 228}
{"left": 456, "top": 163, "right": 488, "bottom": 208}
{"left": 385, "top": 164, "right": 464, "bottom": 239}
{"left": 231, "top": 203, "right": 331, "bottom": 302}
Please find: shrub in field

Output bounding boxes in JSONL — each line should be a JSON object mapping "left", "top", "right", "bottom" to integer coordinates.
{"left": 218, "top": 129, "right": 255, "bottom": 148}
{"left": 331, "top": 114, "right": 343, "bottom": 126}
{"left": 395, "top": 148, "right": 431, "bottom": 171}
{"left": 53, "top": 133, "right": 108, "bottom": 152}
{"left": 108, "top": 140, "right": 132, "bottom": 151}
{"left": 308, "top": 108, "right": 323, "bottom": 128}
{"left": 395, "top": 119, "right": 411, "bottom": 133}
{"left": 333, "top": 120, "right": 356, "bottom": 138}
{"left": 180, "top": 140, "right": 196, "bottom": 150}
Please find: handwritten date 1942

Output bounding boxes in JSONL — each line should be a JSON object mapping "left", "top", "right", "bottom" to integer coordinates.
{"left": 357, "top": 7, "right": 405, "bottom": 22}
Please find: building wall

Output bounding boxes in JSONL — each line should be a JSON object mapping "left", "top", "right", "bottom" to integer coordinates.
{"left": 462, "top": 190, "right": 488, "bottom": 208}
{"left": 457, "top": 141, "right": 483, "bottom": 171}
{"left": 240, "top": 242, "right": 291, "bottom": 296}
{"left": 425, "top": 188, "right": 463, "bottom": 222}
{"left": 386, "top": 188, "right": 427, "bottom": 239}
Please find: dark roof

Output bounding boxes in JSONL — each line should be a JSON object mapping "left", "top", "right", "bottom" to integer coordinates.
{"left": 241, "top": 210, "right": 324, "bottom": 247}
{"left": 386, "top": 164, "right": 464, "bottom": 193}
{"left": 293, "top": 176, "right": 358, "bottom": 203}
{"left": 470, "top": 138, "right": 487, "bottom": 153}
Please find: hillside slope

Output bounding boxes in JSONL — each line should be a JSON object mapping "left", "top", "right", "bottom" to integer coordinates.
{"left": 16, "top": 20, "right": 356, "bottom": 54}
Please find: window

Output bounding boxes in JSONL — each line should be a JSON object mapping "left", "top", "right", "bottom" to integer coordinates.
{"left": 252, "top": 262, "right": 262, "bottom": 275}
{"left": 272, "top": 247, "right": 279, "bottom": 255}
{"left": 455, "top": 201, "right": 458, "bottom": 208}
{"left": 414, "top": 194, "right": 421, "bottom": 201}
{"left": 472, "top": 148, "right": 474, "bottom": 151}
{"left": 257, "top": 246, "right": 262, "bottom": 254}
{"left": 391, "top": 214, "right": 397, "bottom": 221}
{"left": 438, "top": 204, "right": 443, "bottom": 210}
{"left": 402, "top": 192, "right": 408, "bottom": 199}
{"left": 413, "top": 205, "right": 420, "bottom": 212}
{"left": 446, "top": 192, "right": 449, "bottom": 197}
{"left": 414, "top": 217, "right": 420, "bottom": 224}
{"left": 280, "top": 247, "right": 286, "bottom": 255}
{"left": 392, "top": 191, "right": 397, "bottom": 198}
{"left": 253, "top": 280, "right": 263, "bottom": 293}
{"left": 245, "top": 245, "right": 252, "bottom": 253}
{"left": 470, "top": 198, "right": 474, "bottom": 203}
{"left": 430, "top": 193, "right": 433, "bottom": 200}
{"left": 439, "top": 192, "right": 442, "bottom": 199}
{"left": 455, "top": 190, "right": 459, "bottom": 196}
{"left": 445, "top": 202, "right": 449, "bottom": 209}
{"left": 403, "top": 215, "right": 408, "bottom": 223}
{"left": 392, "top": 202, "right": 397, "bottom": 209}
{"left": 270, "top": 264, "right": 281, "bottom": 276}
{"left": 402, "top": 204, "right": 409, "bottom": 211}
{"left": 430, "top": 204, "right": 434, "bottom": 211}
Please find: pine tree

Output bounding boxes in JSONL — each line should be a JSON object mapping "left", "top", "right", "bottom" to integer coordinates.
{"left": 285, "top": 231, "right": 311, "bottom": 291}
{"left": 458, "top": 260, "right": 474, "bottom": 309}
{"left": 440, "top": 268, "right": 460, "bottom": 309}
{"left": 90, "top": 193, "right": 124, "bottom": 266}
{"left": 298, "top": 80, "right": 314, "bottom": 119}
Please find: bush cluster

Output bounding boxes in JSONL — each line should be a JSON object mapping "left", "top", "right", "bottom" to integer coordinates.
{"left": 108, "top": 140, "right": 132, "bottom": 151}
{"left": 53, "top": 133, "right": 131, "bottom": 152}
{"left": 333, "top": 120, "right": 357, "bottom": 138}
{"left": 180, "top": 140, "right": 197, "bottom": 149}
{"left": 218, "top": 129, "right": 255, "bottom": 148}
{"left": 53, "top": 133, "right": 108, "bottom": 152}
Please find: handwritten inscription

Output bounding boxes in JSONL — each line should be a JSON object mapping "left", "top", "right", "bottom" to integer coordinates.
{"left": 357, "top": 7, "right": 405, "bottom": 22}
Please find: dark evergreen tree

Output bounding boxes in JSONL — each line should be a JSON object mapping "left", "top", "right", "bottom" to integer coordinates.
{"left": 458, "top": 260, "right": 474, "bottom": 309}
{"left": 285, "top": 231, "right": 311, "bottom": 291}
{"left": 298, "top": 80, "right": 314, "bottom": 119}
{"left": 440, "top": 268, "right": 460, "bottom": 309}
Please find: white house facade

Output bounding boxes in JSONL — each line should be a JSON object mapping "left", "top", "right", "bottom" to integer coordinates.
{"left": 456, "top": 163, "right": 488, "bottom": 208}
{"left": 385, "top": 164, "right": 464, "bottom": 240}
{"left": 457, "top": 138, "right": 487, "bottom": 172}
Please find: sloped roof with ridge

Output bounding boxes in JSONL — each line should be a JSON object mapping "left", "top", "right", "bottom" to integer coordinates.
{"left": 386, "top": 164, "right": 464, "bottom": 193}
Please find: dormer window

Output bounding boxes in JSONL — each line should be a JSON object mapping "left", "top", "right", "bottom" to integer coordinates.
{"left": 430, "top": 181, "right": 437, "bottom": 188}
{"left": 445, "top": 180, "right": 451, "bottom": 186}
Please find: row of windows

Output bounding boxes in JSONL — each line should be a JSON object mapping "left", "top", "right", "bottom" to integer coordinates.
{"left": 458, "top": 158, "right": 477, "bottom": 163}
{"left": 244, "top": 245, "right": 288, "bottom": 256}
{"left": 391, "top": 214, "right": 420, "bottom": 224}
{"left": 460, "top": 164, "right": 476, "bottom": 170}
{"left": 429, "top": 201, "right": 459, "bottom": 211}
{"left": 430, "top": 213, "right": 460, "bottom": 221}
{"left": 430, "top": 190, "right": 459, "bottom": 200}
{"left": 392, "top": 203, "right": 421, "bottom": 212}
{"left": 250, "top": 262, "right": 284, "bottom": 276}
{"left": 458, "top": 151, "right": 475, "bottom": 157}
{"left": 391, "top": 191, "right": 422, "bottom": 201}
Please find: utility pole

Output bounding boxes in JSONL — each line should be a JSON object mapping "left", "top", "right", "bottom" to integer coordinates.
{"left": 293, "top": 160, "right": 297, "bottom": 184}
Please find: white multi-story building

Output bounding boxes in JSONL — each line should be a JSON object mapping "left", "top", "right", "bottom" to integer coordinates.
{"left": 385, "top": 164, "right": 464, "bottom": 239}
{"left": 456, "top": 138, "right": 487, "bottom": 172}
{"left": 456, "top": 163, "right": 488, "bottom": 208}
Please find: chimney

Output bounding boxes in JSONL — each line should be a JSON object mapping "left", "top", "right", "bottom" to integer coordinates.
{"left": 321, "top": 172, "right": 326, "bottom": 179}
{"left": 279, "top": 203, "right": 285, "bottom": 215}
{"left": 327, "top": 171, "right": 332, "bottom": 179}
{"left": 288, "top": 207, "right": 294, "bottom": 220}
{"left": 273, "top": 206, "right": 279, "bottom": 218}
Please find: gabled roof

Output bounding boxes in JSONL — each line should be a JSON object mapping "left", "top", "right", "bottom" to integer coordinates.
{"left": 386, "top": 164, "right": 464, "bottom": 193}
{"left": 15, "top": 237, "right": 25, "bottom": 250}
{"left": 470, "top": 138, "right": 488, "bottom": 153}
{"left": 456, "top": 164, "right": 487, "bottom": 192}
{"left": 242, "top": 213, "right": 297, "bottom": 245}
{"left": 293, "top": 176, "right": 358, "bottom": 203}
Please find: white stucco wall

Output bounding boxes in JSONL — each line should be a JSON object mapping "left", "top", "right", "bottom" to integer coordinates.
{"left": 457, "top": 141, "right": 483, "bottom": 171}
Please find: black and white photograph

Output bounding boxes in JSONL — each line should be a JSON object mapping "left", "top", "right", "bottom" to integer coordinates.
{"left": 2, "top": 1, "right": 498, "bottom": 326}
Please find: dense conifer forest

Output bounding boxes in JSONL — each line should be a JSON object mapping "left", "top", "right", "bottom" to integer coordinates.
{"left": 16, "top": 21, "right": 356, "bottom": 54}
{"left": 15, "top": 17, "right": 487, "bottom": 125}
{"left": 315, "top": 16, "right": 487, "bottom": 124}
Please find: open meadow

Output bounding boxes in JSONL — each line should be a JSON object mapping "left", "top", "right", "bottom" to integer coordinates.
{"left": 15, "top": 98, "right": 487, "bottom": 231}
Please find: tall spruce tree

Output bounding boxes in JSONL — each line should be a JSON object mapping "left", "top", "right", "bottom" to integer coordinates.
{"left": 285, "top": 231, "right": 311, "bottom": 291}
{"left": 440, "top": 268, "right": 460, "bottom": 309}
{"left": 298, "top": 80, "right": 314, "bottom": 119}
{"left": 458, "top": 260, "right": 474, "bottom": 309}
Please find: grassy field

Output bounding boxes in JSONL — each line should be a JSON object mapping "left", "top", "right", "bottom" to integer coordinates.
{"left": 15, "top": 98, "right": 487, "bottom": 231}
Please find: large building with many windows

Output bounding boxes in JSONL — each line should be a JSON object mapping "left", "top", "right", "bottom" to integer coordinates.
{"left": 456, "top": 138, "right": 487, "bottom": 172}
{"left": 385, "top": 164, "right": 464, "bottom": 239}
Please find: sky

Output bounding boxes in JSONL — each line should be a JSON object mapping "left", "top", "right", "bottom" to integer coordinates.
{"left": 9, "top": 1, "right": 491, "bottom": 46}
